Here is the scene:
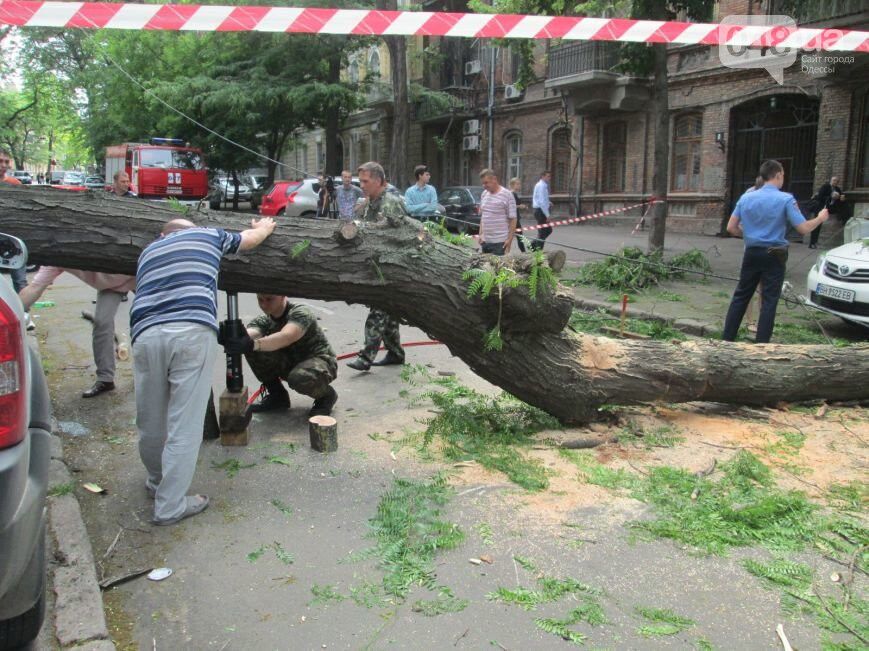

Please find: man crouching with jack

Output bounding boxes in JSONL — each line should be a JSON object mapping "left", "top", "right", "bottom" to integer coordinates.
{"left": 223, "top": 294, "right": 338, "bottom": 417}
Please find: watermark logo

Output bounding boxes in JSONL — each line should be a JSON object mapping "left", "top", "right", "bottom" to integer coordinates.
{"left": 718, "top": 15, "right": 797, "bottom": 85}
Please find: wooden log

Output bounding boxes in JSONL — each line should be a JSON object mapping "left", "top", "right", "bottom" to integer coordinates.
{"left": 219, "top": 387, "right": 250, "bottom": 446}
{"left": 309, "top": 415, "right": 338, "bottom": 452}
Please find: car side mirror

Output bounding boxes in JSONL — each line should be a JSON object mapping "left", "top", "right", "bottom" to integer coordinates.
{"left": 0, "top": 234, "right": 27, "bottom": 271}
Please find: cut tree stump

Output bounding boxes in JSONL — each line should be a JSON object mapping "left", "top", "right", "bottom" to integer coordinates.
{"left": 309, "top": 416, "right": 338, "bottom": 452}
{"left": 2, "top": 184, "right": 867, "bottom": 424}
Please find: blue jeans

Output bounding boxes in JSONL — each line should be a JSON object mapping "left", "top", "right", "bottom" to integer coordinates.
{"left": 10, "top": 266, "right": 27, "bottom": 293}
{"left": 722, "top": 247, "right": 787, "bottom": 344}
{"left": 481, "top": 241, "right": 505, "bottom": 256}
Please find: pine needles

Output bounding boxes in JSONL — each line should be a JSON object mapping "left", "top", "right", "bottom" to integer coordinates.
{"left": 410, "top": 374, "right": 559, "bottom": 491}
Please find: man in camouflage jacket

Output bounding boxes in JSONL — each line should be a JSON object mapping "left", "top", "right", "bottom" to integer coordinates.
{"left": 238, "top": 294, "right": 338, "bottom": 416}
{"left": 347, "top": 161, "right": 407, "bottom": 371}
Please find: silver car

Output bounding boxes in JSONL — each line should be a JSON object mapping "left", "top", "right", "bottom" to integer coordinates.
{"left": 283, "top": 178, "right": 323, "bottom": 218}
{"left": 0, "top": 234, "right": 51, "bottom": 649}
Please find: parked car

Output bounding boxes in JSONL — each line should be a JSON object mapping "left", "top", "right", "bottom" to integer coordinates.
{"left": 84, "top": 176, "right": 105, "bottom": 191}
{"left": 49, "top": 171, "right": 65, "bottom": 185}
{"left": 244, "top": 174, "right": 269, "bottom": 210}
{"left": 11, "top": 171, "right": 31, "bottom": 185}
{"left": 258, "top": 180, "right": 305, "bottom": 217}
{"left": 437, "top": 186, "right": 484, "bottom": 233}
{"left": 61, "top": 171, "right": 86, "bottom": 187}
{"left": 209, "top": 177, "right": 252, "bottom": 209}
{"left": 0, "top": 234, "right": 51, "bottom": 650}
{"left": 805, "top": 237, "right": 869, "bottom": 328}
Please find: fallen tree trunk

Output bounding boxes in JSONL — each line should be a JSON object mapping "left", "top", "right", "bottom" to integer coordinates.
{"left": 2, "top": 185, "right": 867, "bottom": 423}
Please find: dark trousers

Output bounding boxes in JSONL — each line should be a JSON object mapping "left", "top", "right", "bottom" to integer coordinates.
{"left": 722, "top": 247, "right": 787, "bottom": 344}
{"left": 514, "top": 218, "right": 526, "bottom": 253}
{"left": 809, "top": 221, "right": 822, "bottom": 246}
{"left": 481, "top": 241, "right": 506, "bottom": 256}
{"left": 531, "top": 208, "right": 552, "bottom": 251}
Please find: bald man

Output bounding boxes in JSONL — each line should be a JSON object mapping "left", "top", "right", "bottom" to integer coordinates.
{"left": 131, "top": 217, "right": 276, "bottom": 526}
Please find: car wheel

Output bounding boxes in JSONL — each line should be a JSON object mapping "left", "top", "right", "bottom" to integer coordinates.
{"left": 300, "top": 211, "right": 316, "bottom": 218}
{"left": 0, "top": 532, "right": 46, "bottom": 650}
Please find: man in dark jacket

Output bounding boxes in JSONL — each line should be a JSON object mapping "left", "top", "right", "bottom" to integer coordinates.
{"left": 808, "top": 176, "right": 846, "bottom": 249}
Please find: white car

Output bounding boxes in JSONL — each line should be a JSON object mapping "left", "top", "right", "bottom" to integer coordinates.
{"left": 805, "top": 239, "right": 869, "bottom": 327}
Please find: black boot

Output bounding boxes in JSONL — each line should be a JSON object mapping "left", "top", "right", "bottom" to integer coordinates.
{"left": 250, "top": 382, "right": 290, "bottom": 413}
{"left": 308, "top": 386, "right": 338, "bottom": 417}
{"left": 371, "top": 353, "right": 405, "bottom": 366}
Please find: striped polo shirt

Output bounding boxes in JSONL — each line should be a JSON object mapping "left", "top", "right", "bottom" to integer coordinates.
{"left": 480, "top": 186, "right": 517, "bottom": 243}
{"left": 130, "top": 227, "right": 242, "bottom": 343}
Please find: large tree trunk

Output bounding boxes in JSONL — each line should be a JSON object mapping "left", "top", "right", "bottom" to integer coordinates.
{"left": 2, "top": 185, "right": 867, "bottom": 423}
{"left": 378, "top": 0, "right": 409, "bottom": 189}
{"left": 647, "top": 42, "right": 669, "bottom": 254}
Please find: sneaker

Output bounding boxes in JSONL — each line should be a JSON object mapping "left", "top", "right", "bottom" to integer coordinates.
{"left": 308, "top": 386, "right": 338, "bottom": 417}
{"left": 346, "top": 358, "right": 371, "bottom": 371}
{"left": 250, "top": 384, "right": 290, "bottom": 413}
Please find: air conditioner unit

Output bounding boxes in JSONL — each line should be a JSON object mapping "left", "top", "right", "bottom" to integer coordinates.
{"left": 464, "top": 60, "right": 482, "bottom": 76}
{"left": 463, "top": 135, "right": 481, "bottom": 151}
{"left": 462, "top": 119, "right": 481, "bottom": 136}
{"left": 504, "top": 84, "right": 523, "bottom": 100}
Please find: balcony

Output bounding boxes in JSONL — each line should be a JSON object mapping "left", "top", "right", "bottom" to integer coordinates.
{"left": 365, "top": 81, "right": 393, "bottom": 109}
{"left": 546, "top": 42, "right": 621, "bottom": 89}
{"left": 413, "top": 86, "right": 477, "bottom": 123}
{"left": 545, "top": 42, "right": 649, "bottom": 113}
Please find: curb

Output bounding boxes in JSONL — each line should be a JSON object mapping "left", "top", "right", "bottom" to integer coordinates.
{"left": 47, "top": 432, "right": 116, "bottom": 651}
{"left": 572, "top": 295, "right": 716, "bottom": 337}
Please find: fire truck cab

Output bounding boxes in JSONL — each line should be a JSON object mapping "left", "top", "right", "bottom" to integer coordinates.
{"left": 104, "top": 138, "right": 208, "bottom": 201}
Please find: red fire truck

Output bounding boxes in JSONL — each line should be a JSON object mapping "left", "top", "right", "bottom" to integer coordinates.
{"left": 104, "top": 138, "right": 209, "bottom": 200}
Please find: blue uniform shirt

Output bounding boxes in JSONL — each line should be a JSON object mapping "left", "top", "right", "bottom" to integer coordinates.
{"left": 732, "top": 184, "right": 806, "bottom": 248}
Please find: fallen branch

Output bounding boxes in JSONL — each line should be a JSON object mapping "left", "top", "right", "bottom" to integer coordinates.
{"left": 812, "top": 588, "right": 867, "bottom": 644}
{"left": 775, "top": 624, "right": 793, "bottom": 651}
{"left": 557, "top": 436, "right": 620, "bottom": 449}
{"left": 691, "top": 459, "right": 717, "bottom": 501}
{"left": 99, "top": 567, "right": 153, "bottom": 591}
{"left": 102, "top": 526, "right": 123, "bottom": 560}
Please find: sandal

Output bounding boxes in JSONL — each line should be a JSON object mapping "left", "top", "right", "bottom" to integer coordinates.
{"left": 152, "top": 495, "right": 209, "bottom": 526}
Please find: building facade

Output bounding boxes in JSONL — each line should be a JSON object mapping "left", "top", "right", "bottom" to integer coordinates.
{"left": 287, "top": 0, "right": 869, "bottom": 233}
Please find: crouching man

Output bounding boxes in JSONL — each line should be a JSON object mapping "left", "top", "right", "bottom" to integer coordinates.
{"left": 225, "top": 294, "right": 338, "bottom": 417}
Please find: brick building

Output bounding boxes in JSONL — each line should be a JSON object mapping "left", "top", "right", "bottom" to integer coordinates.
{"left": 287, "top": 0, "right": 869, "bottom": 233}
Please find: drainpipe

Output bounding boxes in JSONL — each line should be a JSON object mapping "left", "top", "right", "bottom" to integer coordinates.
{"left": 487, "top": 46, "right": 497, "bottom": 169}
{"left": 576, "top": 115, "right": 584, "bottom": 216}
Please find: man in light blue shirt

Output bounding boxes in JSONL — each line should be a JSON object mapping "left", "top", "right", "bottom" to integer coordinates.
{"left": 722, "top": 159, "right": 828, "bottom": 343}
{"left": 531, "top": 170, "right": 553, "bottom": 250}
{"left": 404, "top": 164, "right": 439, "bottom": 219}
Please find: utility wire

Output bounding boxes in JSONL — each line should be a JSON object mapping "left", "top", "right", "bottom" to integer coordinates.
{"left": 71, "top": 25, "right": 314, "bottom": 178}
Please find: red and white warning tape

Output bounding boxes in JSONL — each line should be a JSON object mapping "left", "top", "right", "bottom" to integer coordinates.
{"left": 515, "top": 199, "right": 663, "bottom": 235}
{"left": 1, "top": 2, "right": 866, "bottom": 52}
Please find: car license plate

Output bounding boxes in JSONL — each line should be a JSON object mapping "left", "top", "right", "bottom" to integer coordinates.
{"left": 816, "top": 283, "right": 855, "bottom": 303}
{"left": 167, "top": 186, "right": 182, "bottom": 195}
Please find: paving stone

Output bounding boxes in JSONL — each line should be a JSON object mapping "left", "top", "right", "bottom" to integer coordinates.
{"left": 52, "top": 566, "right": 109, "bottom": 647}
{"left": 50, "top": 433, "right": 64, "bottom": 460}
{"left": 674, "top": 318, "right": 711, "bottom": 336}
{"left": 50, "top": 496, "right": 95, "bottom": 569}
{"left": 49, "top": 458, "right": 71, "bottom": 487}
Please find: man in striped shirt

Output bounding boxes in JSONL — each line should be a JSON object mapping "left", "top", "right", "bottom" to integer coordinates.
{"left": 478, "top": 169, "right": 517, "bottom": 256}
{"left": 131, "top": 216, "right": 275, "bottom": 526}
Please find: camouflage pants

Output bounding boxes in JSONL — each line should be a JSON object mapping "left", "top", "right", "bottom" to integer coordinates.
{"left": 357, "top": 308, "right": 403, "bottom": 365}
{"left": 245, "top": 352, "right": 337, "bottom": 399}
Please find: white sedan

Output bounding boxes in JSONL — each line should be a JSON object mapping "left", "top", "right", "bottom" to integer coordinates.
{"left": 805, "top": 239, "right": 869, "bottom": 327}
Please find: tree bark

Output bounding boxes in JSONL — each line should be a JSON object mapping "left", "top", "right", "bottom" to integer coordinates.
{"left": 2, "top": 185, "right": 868, "bottom": 424}
{"left": 647, "top": 42, "right": 670, "bottom": 254}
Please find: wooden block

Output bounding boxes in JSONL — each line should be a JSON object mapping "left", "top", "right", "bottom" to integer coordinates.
{"left": 219, "top": 387, "right": 250, "bottom": 447}
{"left": 309, "top": 415, "right": 337, "bottom": 452}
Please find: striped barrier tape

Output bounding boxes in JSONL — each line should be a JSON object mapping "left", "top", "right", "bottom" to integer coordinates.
{"left": 514, "top": 199, "right": 663, "bottom": 235}
{"left": 1, "top": 2, "right": 867, "bottom": 52}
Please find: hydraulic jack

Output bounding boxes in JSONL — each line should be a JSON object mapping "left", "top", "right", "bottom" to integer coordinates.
{"left": 218, "top": 291, "right": 253, "bottom": 445}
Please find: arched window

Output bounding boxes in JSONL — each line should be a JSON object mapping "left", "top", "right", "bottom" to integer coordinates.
{"left": 550, "top": 128, "right": 571, "bottom": 194}
{"left": 369, "top": 49, "right": 381, "bottom": 78}
{"left": 504, "top": 132, "right": 522, "bottom": 183}
{"left": 672, "top": 113, "right": 703, "bottom": 191}
{"left": 348, "top": 59, "right": 359, "bottom": 84}
{"left": 602, "top": 121, "right": 626, "bottom": 193}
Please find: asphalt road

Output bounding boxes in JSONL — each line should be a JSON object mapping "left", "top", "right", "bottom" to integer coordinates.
{"left": 28, "top": 254, "right": 860, "bottom": 650}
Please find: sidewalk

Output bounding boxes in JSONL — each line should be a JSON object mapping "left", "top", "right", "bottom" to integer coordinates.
{"left": 551, "top": 220, "right": 862, "bottom": 340}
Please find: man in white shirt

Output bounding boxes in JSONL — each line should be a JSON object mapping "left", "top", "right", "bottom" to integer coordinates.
{"left": 478, "top": 169, "right": 517, "bottom": 256}
{"left": 531, "top": 170, "right": 553, "bottom": 251}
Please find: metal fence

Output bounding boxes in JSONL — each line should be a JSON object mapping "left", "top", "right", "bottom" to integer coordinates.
{"left": 547, "top": 42, "right": 621, "bottom": 80}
